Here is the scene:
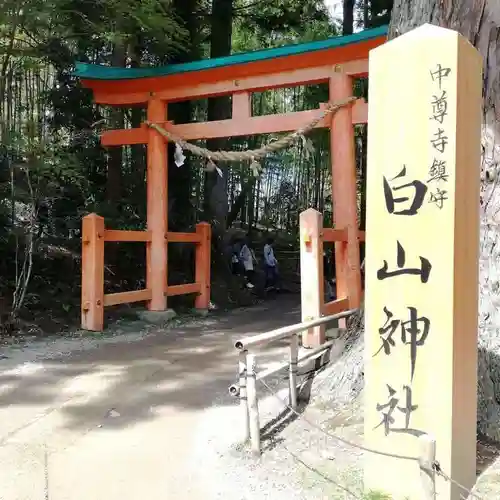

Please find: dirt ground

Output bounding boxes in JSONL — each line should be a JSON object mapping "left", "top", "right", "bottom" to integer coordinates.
{"left": 1, "top": 295, "right": 500, "bottom": 500}
{"left": 0, "top": 296, "right": 309, "bottom": 500}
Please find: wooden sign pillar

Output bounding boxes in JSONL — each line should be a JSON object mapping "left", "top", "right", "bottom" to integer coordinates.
{"left": 195, "top": 222, "right": 212, "bottom": 311}
{"left": 300, "top": 208, "right": 325, "bottom": 347}
{"left": 364, "top": 24, "right": 482, "bottom": 499}
{"left": 81, "top": 213, "right": 105, "bottom": 331}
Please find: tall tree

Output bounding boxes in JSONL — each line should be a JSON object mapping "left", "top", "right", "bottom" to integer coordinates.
{"left": 168, "top": 0, "right": 201, "bottom": 230}
{"left": 343, "top": 0, "right": 355, "bottom": 34}
{"left": 204, "top": 0, "right": 234, "bottom": 229}
{"left": 106, "top": 41, "right": 126, "bottom": 209}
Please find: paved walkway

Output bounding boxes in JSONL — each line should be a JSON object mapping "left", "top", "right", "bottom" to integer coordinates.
{"left": 0, "top": 297, "right": 301, "bottom": 500}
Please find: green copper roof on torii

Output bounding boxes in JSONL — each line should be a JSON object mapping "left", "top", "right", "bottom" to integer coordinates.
{"left": 73, "top": 25, "right": 388, "bottom": 81}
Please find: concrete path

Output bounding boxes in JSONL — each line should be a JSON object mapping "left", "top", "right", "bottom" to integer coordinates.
{"left": 0, "top": 297, "right": 301, "bottom": 500}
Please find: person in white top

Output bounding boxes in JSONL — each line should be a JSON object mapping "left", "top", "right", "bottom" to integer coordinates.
{"left": 263, "top": 236, "right": 278, "bottom": 289}
{"left": 239, "top": 237, "right": 256, "bottom": 289}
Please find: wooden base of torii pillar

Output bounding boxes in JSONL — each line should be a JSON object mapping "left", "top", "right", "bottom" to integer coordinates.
{"left": 300, "top": 72, "right": 362, "bottom": 349}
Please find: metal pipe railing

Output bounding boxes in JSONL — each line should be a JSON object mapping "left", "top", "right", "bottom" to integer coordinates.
{"left": 231, "top": 308, "right": 358, "bottom": 455}
{"left": 228, "top": 338, "right": 337, "bottom": 397}
{"left": 234, "top": 308, "right": 357, "bottom": 351}
{"left": 296, "top": 338, "right": 336, "bottom": 364}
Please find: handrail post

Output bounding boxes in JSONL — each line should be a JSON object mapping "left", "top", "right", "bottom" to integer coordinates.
{"left": 195, "top": 222, "right": 211, "bottom": 311}
{"left": 299, "top": 208, "right": 325, "bottom": 347}
{"left": 239, "top": 350, "right": 250, "bottom": 443}
{"left": 246, "top": 353, "right": 261, "bottom": 455}
{"left": 289, "top": 333, "right": 299, "bottom": 410}
{"left": 418, "top": 434, "right": 436, "bottom": 499}
{"left": 81, "top": 213, "right": 105, "bottom": 331}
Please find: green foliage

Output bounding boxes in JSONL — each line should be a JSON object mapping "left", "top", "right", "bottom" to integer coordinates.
{"left": 0, "top": 0, "right": 386, "bottom": 329}
{"left": 233, "top": 0, "right": 337, "bottom": 52}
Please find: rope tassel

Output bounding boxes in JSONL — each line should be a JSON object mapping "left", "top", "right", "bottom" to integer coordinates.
{"left": 173, "top": 143, "right": 186, "bottom": 167}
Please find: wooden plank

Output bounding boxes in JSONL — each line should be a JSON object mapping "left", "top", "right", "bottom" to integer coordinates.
{"left": 232, "top": 91, "right": 251, "bottom": 120}
{"left": 322, "top": 297, "right": 349, "bottom": 316}
{"left": 103, "top": 289, "right": 152, "bottom": 307}
{"left": 101, "top": 127, "right": 148, "bottom": 146}
{"left": 90, "top": 59, "right": 371, "bottom": 105}
{"left": 104, "top": 229, "right": 152, "bottom": 242}
{"left": 323, "top": 228, "right": 348, "bottom": 242}
{"left": 101, "top": 103, "right": 365, "bottom": 147}
{"left": 81, "top": 214, "right": 105, "bottom": 331}
{"left": 167, "top": 231, "right": 202, "bottom": 243}
{"left": 194, "top": 223, "right": 211, "bottom": 310}
{"left": 166, "top": 283, "right": 202, "bottom": 296}
{"left": 300, "top": 208, "right": 325, "bottom": 347}
{"left": 171, "top": 110, "right": 329, "bottom": 140}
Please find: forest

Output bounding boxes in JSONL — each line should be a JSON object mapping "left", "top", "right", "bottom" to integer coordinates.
{"left": 5, "top": 0, "right": 500, "bottom": 486}
{"left": 0, "top": 0, "right": 392, "bottom": 333}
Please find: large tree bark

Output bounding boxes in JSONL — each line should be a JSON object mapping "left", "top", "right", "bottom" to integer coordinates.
{"left": 106, "top": 42, "right": 126, "bottom": 207}
{"left": 204, "top": 0, "right": 233, "bottom": 228}
{"left": 315, "top": 0, "right": 500, "bottom": 442}
{"left": 168, "top": 0, "right": 200, "bottom": 230}
{"left": 203, "top": 0, "right": 235, "bottom": 287}
{"left": 128, "top": 40, "right": 147, "bottom": 208}
{"left": 343, "top": 0, "right": 355, "bottom": 35}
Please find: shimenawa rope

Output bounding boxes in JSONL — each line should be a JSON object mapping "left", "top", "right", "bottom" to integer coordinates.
{"left": 144, "top": 96, "right": 358, "bottom": 176}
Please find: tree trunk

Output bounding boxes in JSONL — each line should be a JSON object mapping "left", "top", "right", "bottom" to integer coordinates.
{"left": 106, "top": 42, "right": 126, "bottom": 208}
{"left": 169, "top": 0, "right": 200, "bottom": 230}
{"left": 128, "top": 41, "right": 147, "bottom": 209}
{"left": 204, "top": 0, "right": 233, "bottom": 228}
{"left": 315, "top": 0, "right": 500, "bottom": 443}
{"left": 203, "top": 0, "right": 235, "bottom": 289}
{"left": 227, "top": 178, "right": 256, "bottom": 228}
{"left": 363, "top": 0, "right": 370, "bottom": 28}
{"left": 342, "top": 0, "right": 355, "bottom": 35}
{"left": 248, "top": 181, "right": 256, "bottom": 232}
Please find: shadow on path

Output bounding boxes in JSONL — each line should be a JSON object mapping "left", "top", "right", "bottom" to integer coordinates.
{"left": 0, "top": 296, "right": 300, "bottom": 437}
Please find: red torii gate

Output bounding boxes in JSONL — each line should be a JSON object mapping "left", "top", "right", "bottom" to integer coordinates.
{"left": 75, "top": 25, "right": 387, "bottom": 333}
